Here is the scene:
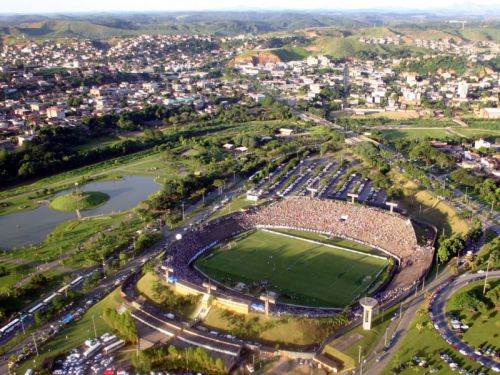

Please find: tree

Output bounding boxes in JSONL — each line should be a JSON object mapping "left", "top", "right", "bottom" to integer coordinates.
{"left": 451, "top": 290, "right": 486, "bottom": 312}
{"left": 437, "top": 235, "right": 465, "bottom": 263}
{"left": 213, "top": 179, "right": 225, "bottom": 195}
{"left": 485, "top": 284, "right": 500, "bottom": 307}
{"left": 415, "top": 322, "right": 425, "bottom": 332}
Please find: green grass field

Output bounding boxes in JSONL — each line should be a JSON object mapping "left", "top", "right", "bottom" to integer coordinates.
{"left": 381, "top": 127, "right": 500, "bottom": 141}
{"left": 196, "top": 230, "right": 388, "bottom": 307}
{"left": 0, "top": 262, "right": 32, "bottom": 293}
{"left": 381, "top": 128, "right": 450, "bottom": 140}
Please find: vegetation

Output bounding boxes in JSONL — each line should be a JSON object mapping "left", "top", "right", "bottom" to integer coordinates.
{"left": 398, "top": 56, "right": 469, "bottom": 75}
{"left": 446, "top": 279, "right": 500, "bottom": 349}
{"left": 136, "top": 272, "right": 200, "bottom": 318}
{"left": 102, "top": 308, "right": 138, "bottom": 343}
{"left": 203, "top": 306, "right": 344, "bottom": 347}
{"left": 133, "top": 344, "right": 226, "bottom": 374}
{"left": 382, "top": 302, "right": 487, "bottom": 375}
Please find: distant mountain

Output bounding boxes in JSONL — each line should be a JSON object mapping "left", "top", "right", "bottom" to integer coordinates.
{"left": 0, "top": 12, "right": 497, "bottom": 40}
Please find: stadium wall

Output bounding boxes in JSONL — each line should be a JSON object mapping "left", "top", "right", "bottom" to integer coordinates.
{"left": 175, "top": 280, "right": 205, "bottom": 296}
{"left": 214, "top": 297, "right": 250, "bottom": 314}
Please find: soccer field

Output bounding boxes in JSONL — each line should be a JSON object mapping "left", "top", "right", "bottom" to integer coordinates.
{"left": 196, "top": 230, "right": 389, "bottom": 307}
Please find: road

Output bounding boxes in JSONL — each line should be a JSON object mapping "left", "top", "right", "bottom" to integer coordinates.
{"left": 364, "top": 269, "right": 500, "bottom": 375}
{"left": 363, "top": 271, "right": 453, "bottom": 375}
{"left": 430, "top": 271, "right": 500, "bottom": 370}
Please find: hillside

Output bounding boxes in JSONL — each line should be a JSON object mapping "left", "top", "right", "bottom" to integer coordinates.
{"left": 235, "top": 46, "right": 310, "bottom": 64}
{"left": 313, "top": 35, "right": 425, "bottom": 59}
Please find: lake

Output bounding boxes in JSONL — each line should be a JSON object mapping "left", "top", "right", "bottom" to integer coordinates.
{"left": 0, "top": 176, "right": 161, "bottom": 250}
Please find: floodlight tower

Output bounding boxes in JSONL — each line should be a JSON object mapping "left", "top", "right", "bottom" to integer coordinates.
{"left": 306, "top": 187, "right": 318, "bottom": 198}
{"left": 202, "top": 281, "right": 217, "bottom": 295}
{"left": 347, "top": 193, "right": 359, "bottom": 204}
{"left": 164, "top": 266, "right": 174, "bottom": 282}
{"left": 385, "top": 202, "right": 398, "bottom": 213}
{"left": 259, "top": 292, "right": 276, "bottom": 316}
{"left": 359, "top": 297, "right": 378, "bottom": 330}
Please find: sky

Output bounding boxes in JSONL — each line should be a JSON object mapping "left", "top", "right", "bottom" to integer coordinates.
{"left": 2, "top": 0, "right": 499, "bottom": 14}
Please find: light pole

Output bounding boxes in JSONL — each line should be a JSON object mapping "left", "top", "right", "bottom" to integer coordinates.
{"left": 483, "top": 257, "right": 491, "bottom": 295}
{"left": 32, "top": 333, "right": 39, "bottom": 357}
{"left": 19, "top": 314, "right": 25, "bottom": 335}
{"left": 92, "top": 314, "right": 97, "bottom": 339}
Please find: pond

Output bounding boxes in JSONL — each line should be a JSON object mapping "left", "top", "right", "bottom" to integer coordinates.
{"left": 0, "top": 176, "right": 161, "bottom": 250}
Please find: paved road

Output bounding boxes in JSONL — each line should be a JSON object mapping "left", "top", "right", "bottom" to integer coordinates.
{"left": 365, "top": 270, "right": 500, "bottom": 375}
{"left": 430, "top": 271, "right": 500, "bottom": 371}
{"left": 363, "top": 273, "right": 453, "bottom": 375}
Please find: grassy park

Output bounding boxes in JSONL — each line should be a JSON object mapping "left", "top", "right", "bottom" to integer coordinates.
{"left": 202, "top": 306, "right": 333, "bottom": 347}
{"left": 381, "top": 302, "right": 490, "bottom": 375}
{"left": 445, "top": 279, "right": 500, "bottom": 349}
{"left": 49, "top": 191, "right": 109, "bottom": 212}
{"left": 380, "top": 127, "right": 500, "bottom": 141}
{"left": 0, "top": 262, "right": 33, "bottom": 293}
{"left": 389, "top": 170, "right": 469, "bottom": 236}
{"left": 196, "top": 230, "right": 389, "bottom": 307}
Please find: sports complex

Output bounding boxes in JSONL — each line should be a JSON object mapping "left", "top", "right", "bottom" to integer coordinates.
{"left": 159, "top": 197, "right": 436, "bottom": 315}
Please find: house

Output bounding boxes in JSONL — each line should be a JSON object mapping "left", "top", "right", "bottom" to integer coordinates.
{"left": 46, "top": 106, "right": 65, "bottom": 120}
{"left": 248, "top": 93, "right": 266, "bottom": 103}
{"left": 246, "top": 190, "right": 262, "bottom": 201}
{"left": 17, "top": 135, "right": 35, "bottom": 146}
{"left": 481, "top": 107, "right": 500, "bottom": 119}
{"left": 459, "top": 160, "right": 481, "bottom": 169}
{"left": 235, "top": 146, "right": 248, "bottom": 152}
{"left": 279, "top": 128, "right": 295, "bottom": 136}
{"left": 474, "top": 138, "right": 492, "bottom": 150}
{"left": 222, "top": 143, "right": 234, "bottom": 150}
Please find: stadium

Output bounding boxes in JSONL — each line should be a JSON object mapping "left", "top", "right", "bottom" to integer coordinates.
{"left": 159, "top": 197, "right": 436, "bottom": 316}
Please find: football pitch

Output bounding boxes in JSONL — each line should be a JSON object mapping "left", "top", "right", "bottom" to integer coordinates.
{"left": 196, "top": 230, "right": 389, "bottom": 307}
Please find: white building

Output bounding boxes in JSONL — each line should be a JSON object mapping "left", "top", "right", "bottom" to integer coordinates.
{"left": 474, "top": 138, "right": 492, "bottom": 149}
{"left": 457, "top": 81, "right": 468, "bottom": 99}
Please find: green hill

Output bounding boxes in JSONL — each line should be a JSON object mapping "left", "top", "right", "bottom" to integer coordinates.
{"left": 314, "top": 36, "right": 425, "bottom": 59}
{"left": 271, "top": 46, "right": 310, "bottom": 61}
{"left": 50, "top": 191, "right": 109, "bottom": 212}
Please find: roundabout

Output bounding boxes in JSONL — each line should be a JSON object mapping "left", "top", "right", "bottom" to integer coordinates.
{"left": 429, "top": 272, "right": 500, "bottom": 372}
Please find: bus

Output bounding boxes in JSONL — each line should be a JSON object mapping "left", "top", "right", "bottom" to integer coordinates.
{"left": 104, "top": 339, "right": 125, "bottom": 355}
{"left": 28, "top": 303, "right": 45, "bottom": 315}
{"left": 83, "top": 343, "right": 101, "bottom": 359}
{"left": 43, "top": 292, "right": 58, "bottom": 304}
{"left": 70, "top": 276, "right": 84, "bottom": 286}
{"left": 0, "top": 319, "right": 20, "bottom": 335}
